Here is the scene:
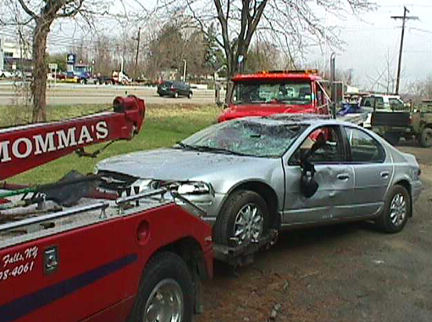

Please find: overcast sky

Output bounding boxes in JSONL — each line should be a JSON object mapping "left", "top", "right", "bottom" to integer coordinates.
{"left": 320, "top": 0, "right": 432, "bottom": 90}
{"left": 42, "top": 0, "right": 432, "bottom": 91}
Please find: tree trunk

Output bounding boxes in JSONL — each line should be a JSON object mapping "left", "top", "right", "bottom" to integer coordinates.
{"left": 31, "top": 21, "right": 50, "bottom": 123}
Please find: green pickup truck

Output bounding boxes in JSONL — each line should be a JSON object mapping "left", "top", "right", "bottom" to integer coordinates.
{"left": 371, "top": 100, "right": 432, "bottom": 147}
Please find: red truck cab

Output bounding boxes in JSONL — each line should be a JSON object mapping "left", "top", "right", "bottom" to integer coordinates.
{"left": 218, "top": 70, "right": 330, "bottom": 122}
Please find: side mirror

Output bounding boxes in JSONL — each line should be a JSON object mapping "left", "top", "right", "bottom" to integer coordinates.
{"left": 299, "top": 158, "right": 319, "bottom": 198}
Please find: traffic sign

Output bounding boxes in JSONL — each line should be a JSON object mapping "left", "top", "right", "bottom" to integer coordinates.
{"left": 67, "top": 53, "right": 76, "bottom": 65}
{"left": 49, "top": 63, "right": 58, "bottom": 70}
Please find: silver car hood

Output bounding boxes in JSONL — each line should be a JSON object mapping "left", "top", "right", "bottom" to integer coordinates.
{"left": 96, "top": 148, "right": 264, "bottom": 182}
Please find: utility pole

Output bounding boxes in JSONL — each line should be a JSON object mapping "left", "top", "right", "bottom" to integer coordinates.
{"left": 391, "top": 7, "right": 418, "bottom": 94}
{"left": 134, "top": 27, "right": 141, "bottom": 80}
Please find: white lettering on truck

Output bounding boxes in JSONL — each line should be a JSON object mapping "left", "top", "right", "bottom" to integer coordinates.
{"left": 0, "top": 121, "right": 109, "bottom": 164}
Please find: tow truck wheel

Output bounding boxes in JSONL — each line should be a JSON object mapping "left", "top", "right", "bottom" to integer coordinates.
{"left": 129, "top": 252, "right": 193, "bottom": 322}
{"left": 419, "top": 128, "right": 432, "bottom": 148}
{"left": 213, "top": 190, "right": 269, "bottom": 247}
{"left": 173, "top": 92, "right": 179, "bottom": 98}
{"left": 188, "top": 92, "right": 193, "bottom": 99}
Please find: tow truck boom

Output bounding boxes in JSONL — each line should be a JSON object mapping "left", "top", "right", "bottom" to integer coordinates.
{"left": 0, "top": 96, "right": 145, "bottom": 181}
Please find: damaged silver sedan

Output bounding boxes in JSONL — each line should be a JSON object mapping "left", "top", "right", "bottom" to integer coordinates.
{"left": 96, "top": 116, "right": 423, "bottom": 247}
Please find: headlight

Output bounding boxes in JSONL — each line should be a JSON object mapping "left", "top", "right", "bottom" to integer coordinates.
{"left": 177, "top": 182, "right": 212, "bottom": 195}
{"left": 132, "top": 179, "right": 152, "bottom": 193}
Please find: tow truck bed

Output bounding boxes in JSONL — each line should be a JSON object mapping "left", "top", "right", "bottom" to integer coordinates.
{"left": 0, "top": 190, "right": 213, "bottom": 322}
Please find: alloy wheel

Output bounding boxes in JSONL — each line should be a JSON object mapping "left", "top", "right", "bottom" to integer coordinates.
{"left": 389, "top": 193, "right": 407, "bottom": 227}
{"left": 233, "top": 203, "right": 263, "bottom": 245}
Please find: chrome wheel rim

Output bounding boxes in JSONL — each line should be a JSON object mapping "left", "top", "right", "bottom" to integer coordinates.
{"left": 233, "top": 203, "right": 263, "bottom": 245}
{"left": 390, "top": 193, "right": 407, "bottom": 226}
{"left": 144, "top": 279, "right": 183, "bottom": 322}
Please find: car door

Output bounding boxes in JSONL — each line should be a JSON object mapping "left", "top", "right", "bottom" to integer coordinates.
{"left": 282, "top": 125, "right": 355, "bottom": 226}
{"left": 342, "top": 126, "right": 393, "bottom": 217}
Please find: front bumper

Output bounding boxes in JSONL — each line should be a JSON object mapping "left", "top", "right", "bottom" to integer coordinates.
{"left": 175, "top": 192, "right": 225, "bottom": 224}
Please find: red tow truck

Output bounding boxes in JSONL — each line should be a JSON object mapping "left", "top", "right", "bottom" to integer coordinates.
{"left": 218, "top": 70, "right": 331, "bottom": 122}
{"left": 0, "top": 96, "right": 213, "bottom": 322}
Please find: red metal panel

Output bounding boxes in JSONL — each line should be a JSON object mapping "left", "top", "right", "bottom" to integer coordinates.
{"left": 0, "top": 203, "right": 213, "bottom": 322}
{"left": 0, "top": 96, "right": 145, "bottom": 181}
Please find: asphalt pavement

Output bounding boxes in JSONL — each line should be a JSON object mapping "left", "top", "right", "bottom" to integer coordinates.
{"left": 0, "top": 82, "right": 219, "bottom": 105}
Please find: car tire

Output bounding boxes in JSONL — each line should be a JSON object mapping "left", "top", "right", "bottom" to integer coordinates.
{"left": 419, "top": 128, "right": 432, "bottom": 148}
{"left": 128, "top": 252, "right": 193, "bottom": 322}
{"left": 376, "top": 185, "right": 410, "bottom": 234}
{"left": 174, "top": 92, "right": 179, "bottom": 98}
{"left": 158, "top": 93, "right": 163, "bottom": 97}
{"left": 213, "top": 190, "right": 269, "bottom": 247}
{"left": 188, "top": 92, "right": 193, "bottom": 99}
{"left": 383, "top": 132, "right": 401, "bottom": 146}
{"left": 0, "top": 74, "right": 5, "bottom": 78}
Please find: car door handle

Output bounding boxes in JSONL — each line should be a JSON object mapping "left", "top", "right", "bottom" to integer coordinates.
{"left": 380, "top": 171, "right": 390, "bottom": 179}
{"left": 337, "top": 173, "right": 350, "bottom": 180}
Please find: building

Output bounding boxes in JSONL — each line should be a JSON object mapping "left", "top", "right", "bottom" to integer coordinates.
{"left": 0, "top": 37, "right": 32, "bottom": 71}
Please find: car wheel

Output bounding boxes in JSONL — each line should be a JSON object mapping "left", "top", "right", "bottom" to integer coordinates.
{"left": 0, "top": 74, "right": 5, "bottom": 78}
{"left": 419, "top": 127, "right": 432, "bottom": 148}
{"left": 159, "top": 93, "right": 163, "bottom": 97}
{"left": 128, "top": 252, "right": 193, "bottom": 322}
{"left": 376, "top": 185, "right": 410, "bottom": 233}
{"left": 383, "top": 132, "right": 401, "bottom": 146}
{"left": 173, "top": 92, "right": 179, "bottom": 98}
{"left": 213, "top": 190, "right": 269, "bottom": 247}
{"left": 188, "top": 92, "right": 193, "bottom": 99}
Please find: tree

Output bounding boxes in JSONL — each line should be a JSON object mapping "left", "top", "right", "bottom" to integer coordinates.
{"left": 46, "top": 52, "right": 67, "bottom": 71}
{"left": 245, "top": 41, "right": 282, "bottom": 73}
{"left": 1, "top": 0, "right": 112, "bottom": 122}
{"left": 158, "top": 0, "right": 372, "bottom": 86}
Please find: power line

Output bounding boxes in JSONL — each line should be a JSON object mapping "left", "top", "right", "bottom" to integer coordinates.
{"left": 391, "top": 6, "right": 418, "bottom": 95}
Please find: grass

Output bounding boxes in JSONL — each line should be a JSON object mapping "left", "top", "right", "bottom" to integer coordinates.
{"left": 2, "top": 103, "right": 221, "bottom": 184}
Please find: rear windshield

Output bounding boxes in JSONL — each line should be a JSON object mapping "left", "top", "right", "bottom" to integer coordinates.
{"left": 232, "top": 80, "right": 312, "bottom": 105}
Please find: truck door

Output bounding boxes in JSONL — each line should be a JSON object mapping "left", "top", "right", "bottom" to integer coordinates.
{"left": 282, "top": 125, "right": 355, "bottom": 225}
{"left": 0, "top": 215, "right": 133, "bottom": 322}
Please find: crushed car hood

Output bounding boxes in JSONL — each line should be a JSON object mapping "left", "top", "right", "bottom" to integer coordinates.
{"left": 96, "top": 148, "right": 263, "bottom": 181}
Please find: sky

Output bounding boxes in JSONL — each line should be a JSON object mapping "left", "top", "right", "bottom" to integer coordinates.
{"left": 137, "top": 0, "right": 432, "bottom": 90}
{"left": 3, "top": 0, "right": 430, "bottom": 92}
{"left": 316, "top": 0, "right": 432, "bottom": 91}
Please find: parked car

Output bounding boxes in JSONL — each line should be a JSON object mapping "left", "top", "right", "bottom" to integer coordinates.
{"left": 157, "top": 81, "right": 193, "bottom": 98}
{"left": 96, "top": 116, "right": 422, "bottom": 249}
{"left": 0, "top": 70, "right": 14, "bottom": 78}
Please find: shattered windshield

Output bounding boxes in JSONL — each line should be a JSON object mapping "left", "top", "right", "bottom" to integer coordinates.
{"left": 232, "top": 81, "right": 313, "bottom": 105}
{"left": 178, "top": 119, "right": 308, "bottom": 158}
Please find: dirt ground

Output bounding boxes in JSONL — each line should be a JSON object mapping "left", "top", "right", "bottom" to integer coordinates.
{"left": 196, "top": 141, "right": 432, "bottom": 322}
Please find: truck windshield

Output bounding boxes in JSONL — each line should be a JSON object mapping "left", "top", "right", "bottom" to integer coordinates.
{"left": 232, "top": 81, "right": 312, "bottom": 105}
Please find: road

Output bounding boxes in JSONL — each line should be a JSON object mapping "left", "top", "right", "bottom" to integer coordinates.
{"left": 197, "top": 142, "right": 432, "bottom": 322}
{"left": 0, "top": 83, "right": 219, "bottom": 105}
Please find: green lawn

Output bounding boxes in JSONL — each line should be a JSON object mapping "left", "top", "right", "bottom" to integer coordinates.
{"left": 2, "top": 103, "right": 221, "bottom": 184}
